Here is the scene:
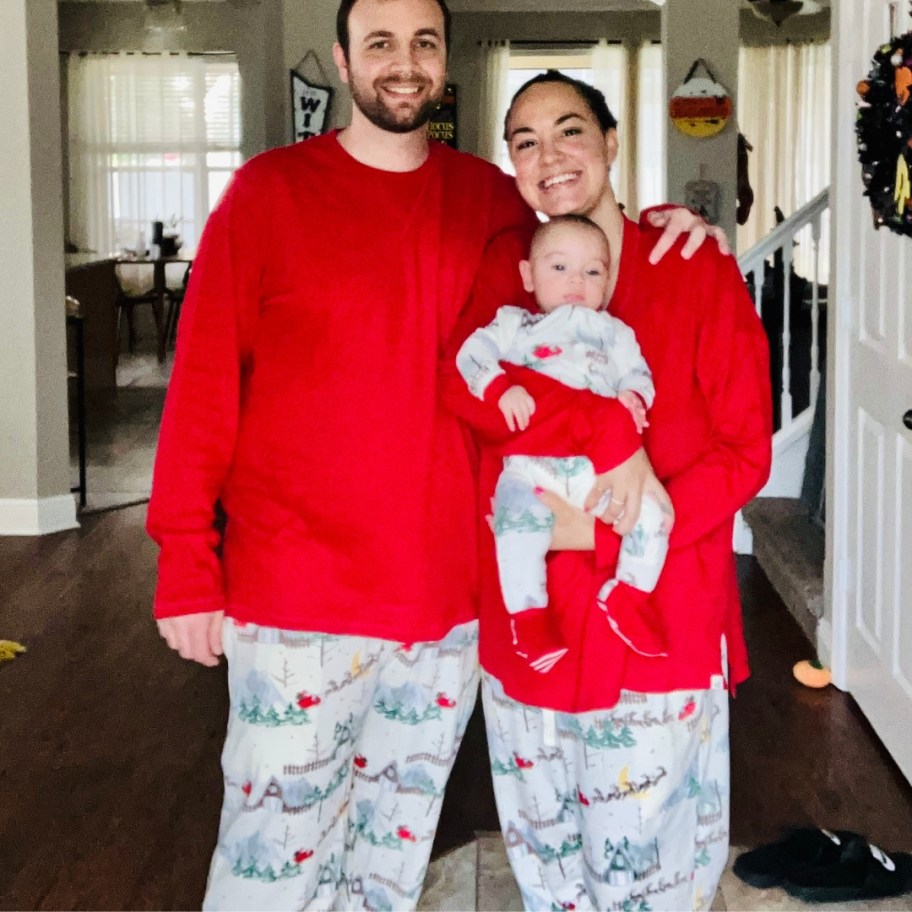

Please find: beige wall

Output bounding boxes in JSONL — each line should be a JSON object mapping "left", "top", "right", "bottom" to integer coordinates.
{"left": 281, "top": 0, "right": 351, "bottom": 135}
{"left": 0, "top": 0, "right": 73, "bottom": 529}
{"left": 663, "top": 0, "right": 740, "bottom": 242}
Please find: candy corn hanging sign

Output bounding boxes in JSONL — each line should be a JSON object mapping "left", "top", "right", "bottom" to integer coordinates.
{"left": 669, "top": 59, "right": 733, "bottom": 138}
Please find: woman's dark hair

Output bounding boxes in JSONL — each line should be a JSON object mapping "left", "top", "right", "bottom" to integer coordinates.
{"left": 336, "top": 0, "right": 452, "bottom": 58}
{"left": 504, "top": 69, "right": 618, "bottom": 140}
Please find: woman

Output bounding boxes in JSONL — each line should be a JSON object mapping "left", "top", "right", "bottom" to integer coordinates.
{"left": 445, "top": 71, "right": 772, "bottom": 910}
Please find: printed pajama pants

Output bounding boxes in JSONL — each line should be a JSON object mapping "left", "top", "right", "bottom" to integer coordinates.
{"left": 203, "top": 619, "right": 480, "bottom": 912}
{"left": 482, "top": 673, "right": 730, "bottom": 912}
{"left": 494, "top": 455, "right": 669, "bottom": 614}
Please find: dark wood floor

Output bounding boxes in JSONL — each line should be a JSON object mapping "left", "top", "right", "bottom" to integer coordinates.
{"left": 1, "top": 509, "right": 910, "bottom": 910}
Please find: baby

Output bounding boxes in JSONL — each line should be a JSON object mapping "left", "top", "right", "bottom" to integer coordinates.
{"left": 457, "top": 215, "right": 674, "bottom": 672}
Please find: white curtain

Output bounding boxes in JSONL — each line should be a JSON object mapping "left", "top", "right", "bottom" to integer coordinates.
{"left": 479, "top": 41, "right": 511, "bottom": 166}
{"left": 68, "top": 54, "right": 117, "bottom": 257}
{"left": 737, "top": 42, "right": 832, "bottom": 277}
{"left": 590, "top": 40, "right": 630, "bottom": 211}
{"left": 67, "top": 52, "right": 241, "bottom": 258}
{"left": 636, "top": 42, "right": 666, "bottom": 214}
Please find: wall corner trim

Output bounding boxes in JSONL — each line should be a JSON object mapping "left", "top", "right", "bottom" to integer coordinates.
{"left": 0, "top": 495, "right": 79, "bottom": 537}
{"left": 816, "top": 617, "right": 833, "bottom": 676}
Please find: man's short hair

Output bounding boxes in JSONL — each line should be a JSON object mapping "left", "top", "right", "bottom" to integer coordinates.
{"left": 530, "top": 214, "right": 610, "bottom": 259}
{"left": 336, "top": 0, "right": 452, "bottom": 58}
{"left": 505, "top": 69, "right": 618, "bottom": 140}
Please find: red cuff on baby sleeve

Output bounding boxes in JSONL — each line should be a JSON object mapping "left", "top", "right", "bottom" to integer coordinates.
{"left": 567, "top": 395, "right": 642, "bottom": 475}
{"left": 495, "top": 365, "right": 642, "bottom": 475}
{"left": 483, "top": 373, "right": 514, "bottom": 406}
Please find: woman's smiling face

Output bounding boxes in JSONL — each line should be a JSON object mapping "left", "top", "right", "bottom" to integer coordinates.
{"left": 506, "top": 80, "right": 618, "bottom": 219}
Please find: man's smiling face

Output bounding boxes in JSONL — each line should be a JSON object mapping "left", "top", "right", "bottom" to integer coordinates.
{"left": 336, "top": 0, "right": 447, "bottom": 134}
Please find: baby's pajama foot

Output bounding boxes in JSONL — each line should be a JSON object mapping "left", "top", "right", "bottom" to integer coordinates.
{"left": 510, "top": 608, "right": 569, "bottom": 673}
{"left": 597, "top": 579, "right": 668, "bottom": 658}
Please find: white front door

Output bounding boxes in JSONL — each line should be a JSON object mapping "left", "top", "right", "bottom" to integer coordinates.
{"left": 831, "top": 0, "right": 912, "bottom": 782}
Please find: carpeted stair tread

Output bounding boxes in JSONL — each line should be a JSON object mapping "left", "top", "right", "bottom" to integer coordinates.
{"left": 743, "top": 497, "right": 824, "bottom": 643}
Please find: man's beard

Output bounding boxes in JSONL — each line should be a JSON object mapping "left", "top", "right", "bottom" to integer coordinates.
{"left": 349, "top": 73, "right": 444, "bottom": 134}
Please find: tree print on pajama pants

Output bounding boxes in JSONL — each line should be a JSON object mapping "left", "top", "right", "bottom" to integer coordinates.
{"left": 482, "top": 673, "right": 730, "bottom": 912}
{"left": 494, "top": 456, "right": 670, "bottom": 629}
{"left": 203, "top": 619, "right": 480, "bottom": 912}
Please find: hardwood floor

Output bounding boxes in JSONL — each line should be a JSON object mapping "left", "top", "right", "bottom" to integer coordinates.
{"left": 729, "top": 559, "right": 912, "bottom": 854}
{"left": 0, "top": 510, "right": 224, "bottom": 910}
{"left": 0, "top": 510, "right": 910, "bottom": 910}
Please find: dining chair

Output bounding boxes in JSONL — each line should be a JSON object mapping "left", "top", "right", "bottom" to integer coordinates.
{"left": 114, "top": 263, "right": 169, "bottom": 360}
{"left": 164, "top": 263, "right": 192, "bottom": 348}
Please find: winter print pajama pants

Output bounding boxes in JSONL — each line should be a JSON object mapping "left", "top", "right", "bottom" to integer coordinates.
{"left": 494, "top": 455, "right": 669, "bottom": 612}
{"left": 482, "top": 673, "right": 731, "bottom": 912}
{"left": 203, "top": 619, "right": 480, "bottom": 912}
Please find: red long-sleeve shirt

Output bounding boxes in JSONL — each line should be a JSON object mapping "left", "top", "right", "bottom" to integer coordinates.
{"left": 146, "top": 132, "right": 538, "bottom": 642}
{"left": 442, "top": 217, "right": 773, "bottom": 712}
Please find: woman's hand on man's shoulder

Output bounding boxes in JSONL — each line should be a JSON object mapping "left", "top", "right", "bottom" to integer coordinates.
{"left": 641, "top": 206, "right": 731, "bottom": 265}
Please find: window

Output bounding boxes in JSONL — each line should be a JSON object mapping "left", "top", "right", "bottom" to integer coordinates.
{"left": 636, "top": 43, "right": 666, "bottom": 213}
{"left": 67, "top": 53, "right": 241, "bottom": 255}
{"left": 737, "top": 42, "right": 832, "bottom": 267}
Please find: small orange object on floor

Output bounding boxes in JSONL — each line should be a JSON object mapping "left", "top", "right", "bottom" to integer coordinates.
{"left": 793, "top": 658, "right": 832, "bottom": 688}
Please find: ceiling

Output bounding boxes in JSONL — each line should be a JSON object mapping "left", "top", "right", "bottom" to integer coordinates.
{"left": 56, "top": 0, "right": 831, "bottom": 11}
{"left": 447, "top": 0, "right": 829, "bottom": 11}
{"left": 447, "top": 0, "right": 662, "bottom": 10}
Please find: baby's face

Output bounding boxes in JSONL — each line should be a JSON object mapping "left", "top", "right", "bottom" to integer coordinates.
{"left": 522, "top": 223, "right": 610, "bottom": 313}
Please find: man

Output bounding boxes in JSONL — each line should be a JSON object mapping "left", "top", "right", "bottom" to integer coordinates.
{"left": 147, "top": 1, "right": 724, "bottom": 908}
{"left": 148, "top": 1, "right": 534, "bottom": 908}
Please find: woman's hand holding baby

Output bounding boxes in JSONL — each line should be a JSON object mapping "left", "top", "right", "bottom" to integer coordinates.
{"left": 499, "top": 385, "right": 536, "bottom": 431}
{"left": 583, "top": 447, "right": 653, "bottom": 535}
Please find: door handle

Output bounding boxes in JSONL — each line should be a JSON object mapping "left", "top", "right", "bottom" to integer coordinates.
{"left": 904, "top": 410, "right": 912, "bottom": 430}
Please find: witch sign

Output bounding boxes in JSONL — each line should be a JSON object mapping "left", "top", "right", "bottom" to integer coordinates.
{"left": 291, "top": 71, "right": 333, "bottom": 142}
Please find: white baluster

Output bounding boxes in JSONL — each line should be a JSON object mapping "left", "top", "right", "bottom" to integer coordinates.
{"left": 810, "top": 213, "right": 822, "bottom": 402}
{"left": 782, "top": 239, "right": 793, "bottom": 428}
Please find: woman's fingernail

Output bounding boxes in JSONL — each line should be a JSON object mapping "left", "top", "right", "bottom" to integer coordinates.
{"left": 534, "top": 487, "right": 544, "bottom": 495}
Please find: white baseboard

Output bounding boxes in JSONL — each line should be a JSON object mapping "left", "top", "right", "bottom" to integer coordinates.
{"left": 733, "top": 510, "right": 754, "bottom": 555}
{"left": 760, "top": 409, "right": 813, "bottom": 498}
{"left": 0, "top": 495, "right": 79, "bottom": 536}
{"left": 816, "top": 616, "right": 833, "bottom": 676}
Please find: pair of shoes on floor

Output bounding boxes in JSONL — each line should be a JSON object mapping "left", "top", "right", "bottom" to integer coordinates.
{"left": 510, "top": 609, "right": 568, "bottom": 674}
{"left": 733, "top": 826, "right": 912, "bottom": 903}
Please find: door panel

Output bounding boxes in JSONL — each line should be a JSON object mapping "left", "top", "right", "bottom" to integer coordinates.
{"left": 895, "top": 440, "right": 912, "bottom": 697}
{"left": 854, "top": 410, "right": 884, "bottom": 648}
{"left": 833, "top": 0, "right": 912, "bottom": 783}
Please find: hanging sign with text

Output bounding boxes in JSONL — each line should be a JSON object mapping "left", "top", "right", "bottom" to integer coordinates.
{"left": 291, "top": 71, "right": 333, "bottom": 142}
{"left": 427, "top": 83, "right": 458, "bottom": 149}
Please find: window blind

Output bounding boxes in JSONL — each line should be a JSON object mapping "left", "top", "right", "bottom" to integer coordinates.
{"left": 68, "top": 52, "right": 241, "bottom": 256}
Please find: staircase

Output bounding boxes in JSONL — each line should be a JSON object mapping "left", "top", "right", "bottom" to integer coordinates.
{"left": 742, "top": 498, "right": 824, "bottom": 644}
{"left": 737, "top": 190, "right": 829, "bottom": 645}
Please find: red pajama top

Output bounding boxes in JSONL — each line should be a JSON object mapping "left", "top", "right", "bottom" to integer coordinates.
{"left": 442, "top": 217, "right": 773, "bottom": 712}
{"left": 146, "top": 131, "right": 537, "bottom": 641}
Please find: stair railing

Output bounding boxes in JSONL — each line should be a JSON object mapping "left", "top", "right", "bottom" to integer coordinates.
{"left": 738, "top": 188, "right": 830, "bottom": 435}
